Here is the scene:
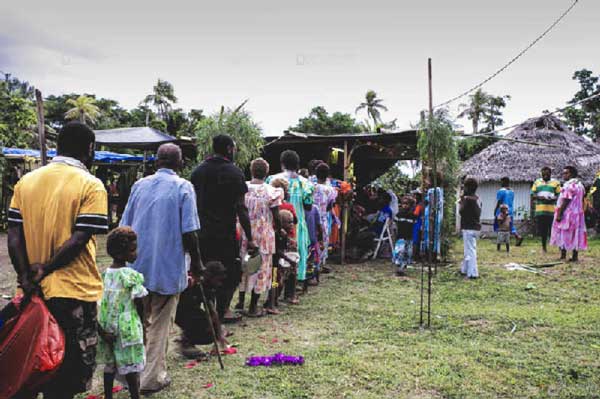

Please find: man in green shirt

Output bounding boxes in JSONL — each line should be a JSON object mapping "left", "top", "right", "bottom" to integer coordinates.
{"left": 530, "top": 167, "right": 561, "bottom": 252}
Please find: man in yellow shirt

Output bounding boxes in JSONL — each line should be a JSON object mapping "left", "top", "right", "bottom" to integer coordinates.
{"left": 530, "top": 167, "right": 561, "bottom": 252}
{"left": 8, "top": 122, "right": 108, "bottom": 399}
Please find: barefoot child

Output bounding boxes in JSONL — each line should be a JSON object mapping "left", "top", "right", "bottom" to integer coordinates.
{"left": 97, "top": 227, "right": 147, "bottom": 399}
{"left": 496, "top": 204, "right": 511, "bottom": 253}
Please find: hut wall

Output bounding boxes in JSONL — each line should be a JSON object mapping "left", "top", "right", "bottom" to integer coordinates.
{"left": 477, "top": 182, "right": 533, "bottom": 223}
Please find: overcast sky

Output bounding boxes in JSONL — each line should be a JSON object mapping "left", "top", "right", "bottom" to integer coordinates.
{"left": 1, "top": 0, "right": 598, "bottom": 135}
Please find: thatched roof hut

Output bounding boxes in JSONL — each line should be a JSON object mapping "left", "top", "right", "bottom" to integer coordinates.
{"left": 461, "top": 115, "right": 600, "bottom": 185}
{"left": 460, "top": 115, "right": 600, "bottom": 226}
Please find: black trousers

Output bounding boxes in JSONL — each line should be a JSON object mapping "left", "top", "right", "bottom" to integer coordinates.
{"left": 536, "top": 214, "right": 554, "bottom": 246}
{"left": 199, "top": 236, "right": 240, "bottom": 318}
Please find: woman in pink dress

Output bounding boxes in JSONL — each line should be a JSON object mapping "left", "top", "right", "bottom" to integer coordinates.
{"left": 550, "top": 166, "right": 588, "bottom": 262}
{"left": 236, "top": 158, "right": 283, "bottom": 316}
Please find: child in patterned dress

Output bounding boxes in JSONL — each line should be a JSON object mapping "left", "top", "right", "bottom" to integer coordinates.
{"left": 264, "top": 209, "right": 298, "bottom": 312}
{"left": 97, "top": 227, "right": 147, "bottom": 399}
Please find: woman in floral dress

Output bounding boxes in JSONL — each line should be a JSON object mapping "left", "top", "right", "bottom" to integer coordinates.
{"left": 551, "top": 166, "right": 588, "bottom": 262}
{"left": 97, "top": 227, "right": 147, "bottom": 399}
{"left": 237, "top": 158, "right": 283, "bottom": 316}
{"left": 312, "top": 163, "right": 337, "bottom": 269}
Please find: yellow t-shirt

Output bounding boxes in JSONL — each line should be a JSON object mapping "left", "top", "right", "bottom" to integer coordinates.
{"left": 9, "top": 161, "right": 108, "bottom": 302}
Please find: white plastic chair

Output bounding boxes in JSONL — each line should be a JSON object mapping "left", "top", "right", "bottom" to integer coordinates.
{"left": 372, "top": 217, "right": 394, "bottom": 259}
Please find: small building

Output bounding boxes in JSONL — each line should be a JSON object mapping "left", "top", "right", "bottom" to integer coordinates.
{"left": 460, "top": 115, "right": 600, "bottom": 230}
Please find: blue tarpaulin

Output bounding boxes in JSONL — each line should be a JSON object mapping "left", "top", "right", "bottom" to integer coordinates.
{"left": 2, "top": 148, "right": 153, "bottom": 163}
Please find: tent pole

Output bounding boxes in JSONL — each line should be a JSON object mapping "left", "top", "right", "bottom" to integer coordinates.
{"left": 35, "top": 89, "right": 47, "bottom": 166}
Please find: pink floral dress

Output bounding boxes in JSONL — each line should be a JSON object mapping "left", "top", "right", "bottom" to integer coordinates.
{"left": 239, "top": 182, "right": 283, "bottom": 294}
{"left": 550, "top": 178, "right": 588, "bottom": 251}
{"left": 313, "top": 182, "right": 337, "bottom": 264}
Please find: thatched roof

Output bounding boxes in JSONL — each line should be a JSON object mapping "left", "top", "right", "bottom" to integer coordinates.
{"left": 461, "top": 115, "right": 600, "bottom": 185}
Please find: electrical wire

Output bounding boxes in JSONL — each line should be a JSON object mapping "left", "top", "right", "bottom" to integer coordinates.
{"left": 434, "top": 0, "right": 581, "bottom": 109}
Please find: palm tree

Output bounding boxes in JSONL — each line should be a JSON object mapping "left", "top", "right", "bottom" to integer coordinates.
{"left": 64, "top": 95, "right": 101, "bottom": 125}
{"left": 142, "top": 79, "right": 177, "bottom": 122}
{"left": 355, "top": 90, "right": 388, "bottom": 131}
{"left": 458, "top": 89, "right": 490, "bottom": 134}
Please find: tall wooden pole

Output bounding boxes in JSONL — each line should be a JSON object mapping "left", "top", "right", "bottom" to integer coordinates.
{"left": 420, "top": 58, "right": 436, "bottom": 329}
{"left": 35, "top": 89, "right": 47, "bottom": 166}
{"left": 341, "top": 140, "right": 349, "bottom": 265}
{"left": 428, "top": 59, "right": 434, "bottom": 116}
{"left": 428, "top": 58, "right": 437, "bottom": 328}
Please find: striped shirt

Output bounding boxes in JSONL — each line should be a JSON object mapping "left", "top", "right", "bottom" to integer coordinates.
{"left": 531, "top": 178, "right": 561, "bottom": 216}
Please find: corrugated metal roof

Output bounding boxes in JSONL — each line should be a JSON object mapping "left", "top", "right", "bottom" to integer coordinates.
{"left": 94, "top": 127, "right": 176, "bottom": 150}
{"left": 264, "top": 130, "right": 418, "bottom": 147}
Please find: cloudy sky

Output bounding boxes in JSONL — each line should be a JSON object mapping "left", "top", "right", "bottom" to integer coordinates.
{"left": 1, "top": 0, "right": 598, "bottom": 135}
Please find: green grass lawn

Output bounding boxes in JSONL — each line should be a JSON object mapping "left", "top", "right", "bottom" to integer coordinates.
{"left": 87, "top": 237, "right": 600, "bottom": 399}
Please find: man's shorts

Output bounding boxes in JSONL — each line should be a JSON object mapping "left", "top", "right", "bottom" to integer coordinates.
{"left": 497, "top": 231, "right": 510, "bottom": 245}
{"left": 43, "top": 298, "right": 98, "bottom": 397}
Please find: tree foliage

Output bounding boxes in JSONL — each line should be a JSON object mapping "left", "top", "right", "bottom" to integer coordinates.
{"left": 356, "top": 90, "right": 391, "bottom": 132}
{"left": 417, "top": 114, "right": 459, "bottom": 256}
{"left": 0, "top": 75, "right": 38, "bottom": 148}
{"left": 562, "top": 69, "right": 600, "bottom": 140}
{"left": 143, "top": 79, "right": 178, "bottom": 122}
{"left": 457, "top": 89, "right": 510, "bottom": 134}
{"left": 290, "top": 106, "right": 363, "bottom": 135}
{"left": 456, "top": 89, "right": 510, "bottom": 160}
{"left": 372, "top": 162, "right": 417, "bottom": 195}
{"left": 194, "top": 101, "right": 263, "bottom": 168}
{"left": 457, "top": 135, "right": 495, "bottom": 161}
{"left": 65, "top": 95, "right": 101, "bottom": 125}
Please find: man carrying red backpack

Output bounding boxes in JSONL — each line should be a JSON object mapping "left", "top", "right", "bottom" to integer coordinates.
{"left": 6, "top": 122, "right": 109, "bottom": 399}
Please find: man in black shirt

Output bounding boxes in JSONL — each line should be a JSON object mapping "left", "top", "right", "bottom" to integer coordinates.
{"left": 191, "top": 135, "right": 256, "bottom": 323}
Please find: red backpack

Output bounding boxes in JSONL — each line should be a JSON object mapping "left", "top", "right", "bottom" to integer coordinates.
{"left": 0, "top": 295, "right": 65, "bottom": 398}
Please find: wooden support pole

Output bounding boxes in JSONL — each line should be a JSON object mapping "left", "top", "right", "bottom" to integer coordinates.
{"left": 427, "top": 58, "right": 435, "bottom": 327}
{"left": 428, "top": 59, "right": 433, "bottom": 117}
{"left": 143, "top": 150, "right": 148, "bottom": 175}
{"left": 420, "top": 58, "right": 437, "bottom": 329}
{"left": 35, "top": 89, "right": 47, "bottom": 166}
{"left": 341, "top": 140, "right": 349, "bottom": 265}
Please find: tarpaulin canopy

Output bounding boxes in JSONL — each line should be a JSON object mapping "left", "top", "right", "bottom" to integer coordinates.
{"left": 94, "top": 127, "right": 176, "bottom": 150}
{"left": 2, "top": 148, "right": 152, "bottom": 163}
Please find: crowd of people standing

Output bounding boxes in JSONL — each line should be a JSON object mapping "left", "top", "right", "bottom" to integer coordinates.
{"left": 7, "top": 122, "right": 345, "bottom": 398}
{"left": 4, "top": 121, "right": 594, "bottom": 398}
